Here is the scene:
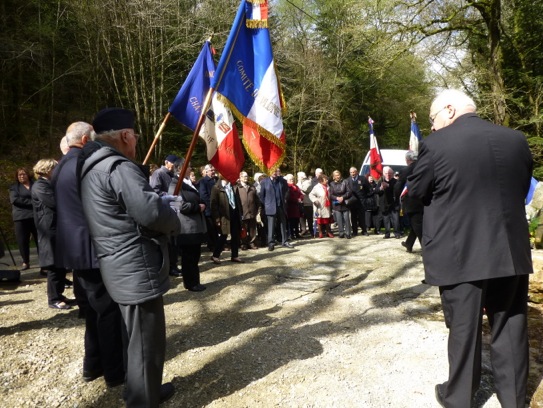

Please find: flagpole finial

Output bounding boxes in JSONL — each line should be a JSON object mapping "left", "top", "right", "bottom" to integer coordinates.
{"left": 410, "top": 111, "right": 417, "bottom": 122}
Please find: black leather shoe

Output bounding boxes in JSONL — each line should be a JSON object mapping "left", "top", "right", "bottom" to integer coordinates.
{"left": 160, "top": 382, "right": 175, "bottom": 404}
{"left": 268, "top": 244, "right": 275, "bottom": 251}
{"left": 83, "top": 369, "right": 103, "bottom": 382}
{"left": 435, "top": 384, "right": 445, "bottom": 407}
{"left": 169, "top": 269, "right": 182, "bottom": 277}
{"left": 362, "top": 232, "right": 369, "bottom": 236}
{"left": 282, "top": 242, "right": 294, "bottom": 248}
{"left": 346, "top": 235, "right": 352, "bottom": 239}
{"left": 401, "top": 241, "right": 413, "bottom": 253}
{"left": 187, "top": 284, "right": 206, "bottom": 292}
{"left": 383, "top": 234, "right": 391, "bottom": 239}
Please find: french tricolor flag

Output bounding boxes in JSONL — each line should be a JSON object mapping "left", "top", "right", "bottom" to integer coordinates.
{"left": 212, "top": 0, "right": 286, "bottom": 173}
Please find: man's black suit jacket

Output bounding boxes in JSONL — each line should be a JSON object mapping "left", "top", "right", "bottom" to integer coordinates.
{"left": 408, "top": 113, "right": 533, "bottom": 286}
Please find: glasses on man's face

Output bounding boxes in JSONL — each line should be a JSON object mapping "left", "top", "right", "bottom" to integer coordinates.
{"left": 429, "top": 107, "right": 447, "bottom": 126}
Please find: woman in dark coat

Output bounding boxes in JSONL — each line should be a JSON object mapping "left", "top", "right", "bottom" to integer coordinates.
{"left": 168, "top": 159, "right": 207, "bottom": 292}
{"left": 8, "top": 167, "right": 38, "bottom": 270}
{"left": 31, "top": 159, "right": 70, "bottom": 309}
{"left": 210, "top": 174, "right": 243, "bottom": 264}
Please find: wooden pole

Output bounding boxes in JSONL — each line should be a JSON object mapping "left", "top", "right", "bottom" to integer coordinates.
{"left": 142, "top": 112, "right": 171, "bottom": 165}
{"left": 173, "top": 87, "right": 215, "bottom": 195}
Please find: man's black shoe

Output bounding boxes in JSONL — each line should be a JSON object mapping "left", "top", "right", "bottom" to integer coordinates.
{"left": 83, "top": 369, "right": 103, "bottom": 382}
{"left": 187, "top": 284, "right": 206, "bottom": 292}
{"left": 160, "top": 382, "right": 175, "bottom": 404}
{"left": 401, "top": 241, "right": 413, "bottom": 253}
{"left": 282, "top": 242, "right": 294, "bottom": 248}
{"left": 268, "top": 244, "right": 275, "bottom": 251}
{"left": 169, "top": 269, "right": 182, "bottom": 277}
{"left": 435, "top": 384, "right": 445, "bottom": 407}
{"left": 383, "top": 234, "right": 391, "bottom": 239}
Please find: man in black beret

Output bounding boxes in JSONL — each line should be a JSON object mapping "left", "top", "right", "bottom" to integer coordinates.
{"left": 79, "top": 107, "right": 181, "bottom": 407}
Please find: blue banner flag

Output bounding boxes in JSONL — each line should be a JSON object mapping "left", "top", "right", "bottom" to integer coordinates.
{"left": 169, "top": 41, "right": 216, "bottom": 131}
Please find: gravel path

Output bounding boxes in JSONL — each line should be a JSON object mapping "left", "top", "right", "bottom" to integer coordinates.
{"left": 1, "top": 233, "right": 541, "bottom": 407}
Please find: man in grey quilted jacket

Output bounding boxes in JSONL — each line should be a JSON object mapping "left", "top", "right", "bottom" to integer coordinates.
{"left": 79, "top": 108, "right": 181, "bottom": 407}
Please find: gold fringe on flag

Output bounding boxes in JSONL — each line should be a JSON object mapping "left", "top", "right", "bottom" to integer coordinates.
{"left": 246, "top": 19, "right": 268, "bottom": 29}
{"left": 246, "top": 0, "right": 269, "bottom": 29}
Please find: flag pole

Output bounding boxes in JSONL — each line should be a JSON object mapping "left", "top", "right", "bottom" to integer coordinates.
{"left": 142, "top": 112, "right": 171, "bottom": 165}
{"left": 173, "top": 86, "right": 215, "bottom": 196}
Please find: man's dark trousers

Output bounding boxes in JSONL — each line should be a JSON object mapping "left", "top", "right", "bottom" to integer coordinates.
{"left": 75, "top": 269, "right": 124, "bottom": 383}
{"left": 438, "top": 274, "right": 528, "bottom": 408}
{"left": 120, "top": 296, "right": 166, "bottom": 408}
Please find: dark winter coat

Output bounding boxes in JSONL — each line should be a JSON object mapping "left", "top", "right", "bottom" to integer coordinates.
{"left": 329, "top": 179, "right": 352, "bottom": 212}
{"left": 79, "top": 142, "right": 181, "bottom": 305}
{"left": 31, "top": 177, "right": 56, "bottom": 267}
{"left": 9, "top": 182, "right": 34, "bottom": 221}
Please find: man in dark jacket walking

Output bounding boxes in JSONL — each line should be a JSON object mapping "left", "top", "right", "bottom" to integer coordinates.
{"left": 79, "top": 108, "right": 181, "bottom": 407}
{"left": 409, "top": 89, "right": 533, "bottom": 408}
{"left": 394, "top": 151, "right": 424, "bottom": 252}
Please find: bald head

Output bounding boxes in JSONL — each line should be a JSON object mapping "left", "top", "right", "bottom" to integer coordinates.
{"left": 429, "top": 89, "right": 477, "bottom": 131}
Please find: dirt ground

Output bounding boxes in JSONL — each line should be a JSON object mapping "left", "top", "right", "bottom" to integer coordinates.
{"left": 2, "top": 233, "right": 543, "bottom": 408}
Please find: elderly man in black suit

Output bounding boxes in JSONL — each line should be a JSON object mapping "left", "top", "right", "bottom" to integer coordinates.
{"left": 53, "top": 122, "right": 124, "bottom": 386}
{"left": 409, "top": 89, "right": 533, "bottom": 408}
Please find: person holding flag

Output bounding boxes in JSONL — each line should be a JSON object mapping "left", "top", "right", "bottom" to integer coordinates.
{"left": 368, "top": 117, "right": 383, "bottom": 180}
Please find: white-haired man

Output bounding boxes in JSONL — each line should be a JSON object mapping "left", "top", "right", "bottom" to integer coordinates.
{"left": 409, "top": 89, "right": 533, "bottom": 407}
{"left": 79, "top": 108, "right": 181, "bottom": 406}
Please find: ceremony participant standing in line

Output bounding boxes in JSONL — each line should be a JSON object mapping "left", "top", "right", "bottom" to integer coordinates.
{"left": 79, "top": 108, "right": 181, "bottom": 407}
{"left": 199, "top": 164, "right": 219, "bottom": 252}
{"left": 210, "top": 174, "right": 243, "bottom": 263}
{"left": 237, "top": 171, "right": 260, "bottom": 249}
{"left": 364, "top": 175, "right": 380, "bottom": 234}
{"left": 378, "top": 166, "right": 400, "bottom": 239}
{"left": 168, "top": 159, "right": 207, "bottom": 292}
{"left": 394, "top": 151, "right": 424, "bottom": 253}
{"left": 149, "top": 154, "right": 178, "bottom": 196}
{"left": 297, "top": 172, "right": 313, "bottom": 237}
{"left": 309, "top": 174, "right": 334, "bottom": 238}
{"left": 9, "top": 167, "right": 38, "bottom": 270}
{"left": 329, "top": 170, "right": 353, "bottom": 239}
{"left": 31, "top": 159, "right": 70, "bottom": 309}
{"left": 285, "top": 174, "right": 303, "bottom": 239}
{"left": 348, "top": 167, "right": 369, "bottom": 236}
{"left": 409, "top": 89, "right": 533, "bottom": 408}
{"left": 259, "top": 169, "right": 293, "bottom": 251}
{"left": 150, "top": 153, "right": 180, "bottom": 277}
{"left": 53, "top": 121, "right": 124, "bottom": 386}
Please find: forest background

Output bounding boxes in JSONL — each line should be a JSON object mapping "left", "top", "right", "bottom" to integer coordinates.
{"left": 1, "top": 0, "right": 542, "bottom": 243}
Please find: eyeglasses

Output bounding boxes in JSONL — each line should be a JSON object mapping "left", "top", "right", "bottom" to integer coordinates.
{"left": 429, "top": 107, "right": 447, "bottom": 125}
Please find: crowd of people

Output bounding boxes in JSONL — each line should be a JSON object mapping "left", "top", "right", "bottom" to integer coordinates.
{"left": 5, "top": 88, "right": 535, "bottom": 407}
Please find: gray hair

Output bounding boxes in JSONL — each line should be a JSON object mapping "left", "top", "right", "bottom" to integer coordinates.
{"left": 431, "top": 89, "right": 477, "bottom": 113}
{"left": 405, "top": 151, "right": 418, "bottom": 162}
{"left": 92, "top": 129, "right": 122, "bottom": 144}
{"left": 65, "top": 121, "right": 94, "bottom": 146}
